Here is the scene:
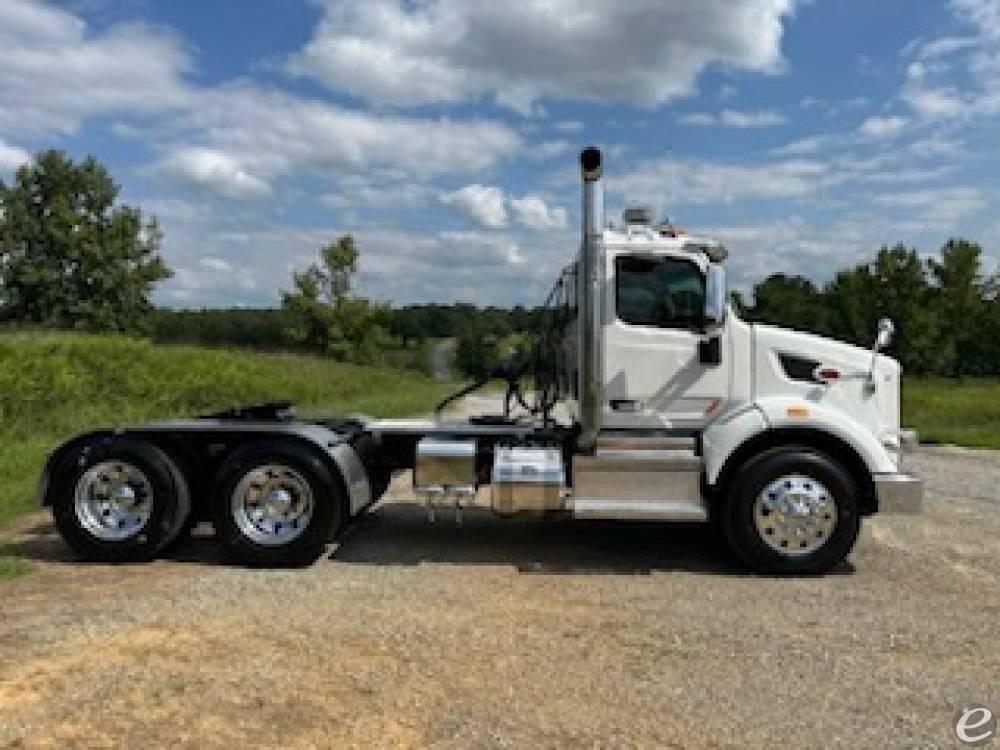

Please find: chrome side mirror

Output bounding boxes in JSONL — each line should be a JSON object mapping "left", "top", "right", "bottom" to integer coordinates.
{"left": 866, "top": 317, "right": 895, "bottom": 394}
{"left": 704, "top": 264, "right": 727, "bottom": 332}
{"left": 874, "top": 317, "right": 895, "bottom": 352}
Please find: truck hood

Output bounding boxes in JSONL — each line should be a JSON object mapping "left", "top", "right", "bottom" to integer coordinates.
{"left": 752, "top": 323, "right": 902, "bottom": 445}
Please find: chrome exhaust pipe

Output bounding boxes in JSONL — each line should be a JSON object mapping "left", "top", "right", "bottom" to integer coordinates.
{"left": 578, "top": 147, "right": 603, "bottom": 449}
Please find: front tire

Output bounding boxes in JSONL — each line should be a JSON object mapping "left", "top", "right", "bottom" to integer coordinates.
{"left": 51, "top": 437, "right": 191, "bottom": 563}
{"left": 721, "top": 447, "right": 861, "bottom": 575}
{"left": 210, "top": 441, "right": 344, "bottom": 567}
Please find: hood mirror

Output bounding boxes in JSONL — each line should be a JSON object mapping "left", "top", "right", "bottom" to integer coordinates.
{"left": 866, "top": 317, "right": 895, "bottom": 394}
{"left": 874, "top": 317, "right": 895, "bottom": 353}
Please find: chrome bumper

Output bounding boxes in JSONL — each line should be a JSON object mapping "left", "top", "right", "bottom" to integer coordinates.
{"left": 875, "top": 473, "right": 923, "bottom": 514}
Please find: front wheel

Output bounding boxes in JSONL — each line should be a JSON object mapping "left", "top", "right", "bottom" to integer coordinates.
{"left": 721, "top": 447, "right": 861, "bottom": 575}
{"left": 210, "top": 441, "right": 344, "bottom": 567}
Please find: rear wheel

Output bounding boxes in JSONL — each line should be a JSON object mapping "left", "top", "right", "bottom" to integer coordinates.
{"left": 210, "top": 441, "right": 344, "bottom": 567}
{"left": 721, "top": 447, "right": 861, "bottom": 574}
{"left": 51, "top": 437, "right": 191, "bottom": 562}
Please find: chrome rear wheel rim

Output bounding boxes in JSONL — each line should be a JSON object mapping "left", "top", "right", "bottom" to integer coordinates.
{"left": 231, "top": 464, "right": 314, "bottom": 546}
{"left": 753, "top": 474, "right": 837, "bottom": 556}
{"left": 74, "top": 461, "right": 154, "bottom": 541}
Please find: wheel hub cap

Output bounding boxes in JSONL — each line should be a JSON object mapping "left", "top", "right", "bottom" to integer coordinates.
{"left": 74, "top": 461, "right": 153, "bottom": 541}
{"left": 753, "top": 474, "right": 836, "bottom": 556}
{"left": 231, "top": 464, "right": 314, "bottom": 546}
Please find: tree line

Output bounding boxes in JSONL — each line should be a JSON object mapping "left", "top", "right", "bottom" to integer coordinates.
{"left": 738, "top": 239, "right": 999, "bottom": 376}
{"left": 2, "top": 150, "right": 997, "bottom": 378}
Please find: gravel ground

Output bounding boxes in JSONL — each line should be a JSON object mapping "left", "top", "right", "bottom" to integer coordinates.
{"left": 1, "top": 415, "right": 998, "bottom": 748}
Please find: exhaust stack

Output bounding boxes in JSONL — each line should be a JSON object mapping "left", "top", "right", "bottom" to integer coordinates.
{"left": 578, "top": 147, "right": 603, "bottom": 449}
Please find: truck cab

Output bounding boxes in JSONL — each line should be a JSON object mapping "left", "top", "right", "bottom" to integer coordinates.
{"left": 547, "top": 147, "right": 921, "bottom": 572}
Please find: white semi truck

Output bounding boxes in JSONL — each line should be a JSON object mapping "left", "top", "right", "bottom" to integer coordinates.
{"left": 39, "top": 147, "right": 922, "bottom": 574}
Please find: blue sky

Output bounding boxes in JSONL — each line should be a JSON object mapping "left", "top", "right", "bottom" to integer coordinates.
{"left": 1, "top": 0, "right": 997, "bottom": 308}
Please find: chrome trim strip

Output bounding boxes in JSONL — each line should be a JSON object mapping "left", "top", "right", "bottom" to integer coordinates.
{"left": 571, "top": 498, "right": 708, "bottom": 521}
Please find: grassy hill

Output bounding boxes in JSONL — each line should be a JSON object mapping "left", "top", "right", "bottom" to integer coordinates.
{"left": 0, "top": 331, "right": 456, "bottom": 531}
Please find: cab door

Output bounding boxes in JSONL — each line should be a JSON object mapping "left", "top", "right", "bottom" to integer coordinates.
{"left": 602, "top": 252, "right": 729, "bottom": 430}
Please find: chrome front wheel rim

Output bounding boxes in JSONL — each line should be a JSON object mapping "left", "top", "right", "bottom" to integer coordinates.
{"left": 74, "top": 461, "right": 154, "bottom": 541}
{"left": 753, "top": 474, "right": 837, "bottom": 556}
{"left": 231, "top": 464, "right": 314, "bottom": 546}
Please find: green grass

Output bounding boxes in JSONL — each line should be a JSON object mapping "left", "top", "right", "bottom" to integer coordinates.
{"left": 902, "top": 378, "right": 1000, "bottom": 449}
{"left": 0, "top": 555, "right": 31, "bottom": 580}
{"left": 0, "top": 330, "right": 456, "bottom": 535}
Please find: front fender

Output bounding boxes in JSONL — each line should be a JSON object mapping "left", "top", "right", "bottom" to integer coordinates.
{"left": 703, "top": 397, "right": 896, "bottom": 486}
{"left": 702, "top": 405, "right": 768, "bottom": 486}
{"left": 755, "top": 396, "right": 896, "bottom": 474}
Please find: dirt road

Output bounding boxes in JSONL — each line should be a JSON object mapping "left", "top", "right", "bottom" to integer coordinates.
{"left": 1, "top": 431, "right": 998, "bottom": 748}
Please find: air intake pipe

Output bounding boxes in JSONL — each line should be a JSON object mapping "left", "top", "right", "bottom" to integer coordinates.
{"left": 578, "top": 147, "right": 603, "bottom": 449}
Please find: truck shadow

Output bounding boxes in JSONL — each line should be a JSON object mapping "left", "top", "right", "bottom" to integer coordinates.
{"left": 332, "top": 504, "right": 737, "bottom": 575}
{"left": 7, "top": 505, "right": 854, "bottom": 577}
{"left": 331, "top": 503, "right": 854, "bottom": 576}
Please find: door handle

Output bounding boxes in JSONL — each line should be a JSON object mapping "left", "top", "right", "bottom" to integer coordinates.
{"left": 609, "top": 399, "right": 640, "bottom": 413}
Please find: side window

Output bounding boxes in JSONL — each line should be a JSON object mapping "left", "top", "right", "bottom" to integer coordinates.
{"left": 615, "top": 256, "right": 705, "bottom": 330}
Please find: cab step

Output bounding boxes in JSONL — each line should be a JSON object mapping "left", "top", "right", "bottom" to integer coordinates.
{"left": 595, "top": 434, "right": 697, "bottom": 452}
{"left": 571, "top": 443, "right": 707, "bottom": 522}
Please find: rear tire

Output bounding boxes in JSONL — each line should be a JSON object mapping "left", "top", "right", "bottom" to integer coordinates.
{"left": 50, "top": 437, "right": 191, "bottom": 563}
{"left": 721, "top": 447, "right": 861, "bottom": 575}
{"left": 210, "top": 440, "right": 344, "bottom": 567}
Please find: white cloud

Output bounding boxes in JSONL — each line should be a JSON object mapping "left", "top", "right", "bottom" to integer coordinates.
{"left": 917, "top": 35, "right": 980, "bottom": 58}
{"left": 439, "top": 186, "right": 569, "bottom": 231}
{"left": 553, "top": 120, "right": 584, "bottom": 133}
{"left": 871, "top": 186, "right": 987, "bottom": 223}
{"left": 679, "top": 113, "right": 719, "bottom": 126}
{"left": 440, "top": 184, "right": 508, "bottom": 228}
{"left": 321, "top": 180, "right": 433, "bottom": 210}
{"left": 0, "top": 0, "right": 192, "bottom": 137}
{"left": 908, "top": 136, "right": 966, "bottom": 158}
{"left": 152, "top": 85, "right": 522, "bottom": 199}
{"left": 0, "top": 139, "right": 30, "bottom": 170}
{"left": 951, "top": 0, "right": 1000, "bottom": 38}
{"left": 771, "top": 134, "right": 838, "bottom": 155}
{"left": 611, "top": 157, "right": 835, "bottom": 206}
{"left": 510, "top": 195, "right": 568, "bottom": 230}
{"left": 859, "top": 115, "right": 908, "bottom": 139}
{"left": 289, "top": 0, "right": 797, "bottom": 112}
{"left": 680, "top": 109, "right": 785, "bottom": 127}
{"left": 530, "top": 140, "right": 572, "bottom": 160}
{"left": 903, "top": 86, "right": 966, "bottom": 118}
{"left": 164, "top": 147, "right": 272, "bottom": 199}
{"left": 721, "top": 109, "right": 786, "bottom": 127}
{"left": 199, "top": 257, "right": 234, "bottom": 272}
{"left": 901, "top": 2, "right": 1000, "bottom": 121}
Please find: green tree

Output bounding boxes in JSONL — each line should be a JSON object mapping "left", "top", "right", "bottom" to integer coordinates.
{"left": 0, "top": 150, "right": 170, "bottom": 331}
{"left": 746, "top": 274, "right": 828, "bottom": 333}
{"left": 824, "top": 244, "right": 946, "bottom": 374}
{"left": 975, "top": 274, "right": 1000, "bottom": 376}
{"left": 928, "top": 238, "right": 986, "bottom": 376}
{"left": 281, "top": 235, "right": 394, "bottom": 363}
{"left": 454, "top": 316, "right": 503, "bottom": 379}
